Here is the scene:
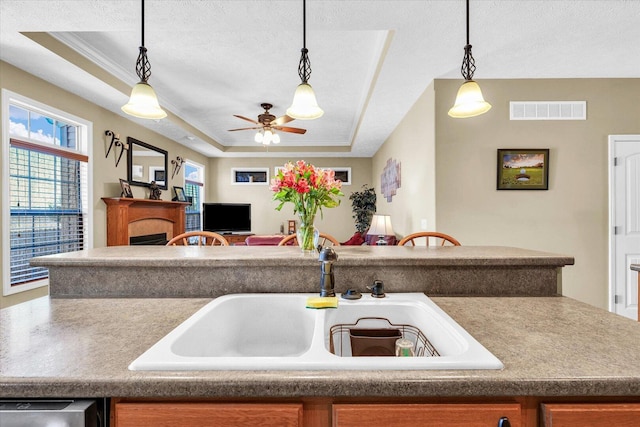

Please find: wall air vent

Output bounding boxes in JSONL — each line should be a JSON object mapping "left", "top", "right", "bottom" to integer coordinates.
{"left": 510, "top": 101, "right": 586, "bottom": 120}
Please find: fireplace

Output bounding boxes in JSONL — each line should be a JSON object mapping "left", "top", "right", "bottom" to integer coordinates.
{"left": 102, "top": 197, "right": 189, "bottom": 246}
{"left": 130, "top": 233, "right": 168, "bottom": 246}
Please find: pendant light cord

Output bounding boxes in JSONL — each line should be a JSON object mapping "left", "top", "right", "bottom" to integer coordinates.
{"left": 460, "top": 0, "right": 476, "bottom": 81}
{"left": 297, "top": 0, "right": 312, "bottom": 84}
{"left": 141, "top": 0, "right": 145, "bottom": 47}
{"left": 136, "top": 0, "right": 151, "bottom": 83}
{"left": 465, "top": 0, "right": 469, "bottom": 46}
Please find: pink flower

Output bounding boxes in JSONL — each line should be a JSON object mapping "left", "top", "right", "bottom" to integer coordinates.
{"left": 269, "top": 178, "right": 281, "bottom": 192}
{"left": 294, "top": 178, "right": 310, "bottom": 194}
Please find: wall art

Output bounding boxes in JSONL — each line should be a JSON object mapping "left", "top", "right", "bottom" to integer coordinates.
{"left": 497, "top": 149, "right": 549, "bottom": 190}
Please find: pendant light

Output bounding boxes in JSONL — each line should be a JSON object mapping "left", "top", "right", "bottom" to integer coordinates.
{"left": 448, "top": 0, "right": 491, "bottom": 118}
{"left": 286, "top": 0, "right": 324, "bottom": 120}
{"left": 122, "top": 0, "right": 167, "bottom": 120}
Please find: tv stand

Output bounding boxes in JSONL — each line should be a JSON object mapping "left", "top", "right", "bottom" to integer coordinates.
{"left": 221, "top": 233, "right": 253, "bottom": 245}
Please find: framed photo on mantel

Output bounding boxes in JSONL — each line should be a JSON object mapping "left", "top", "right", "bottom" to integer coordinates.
{"left": 119, "top": 178, "right": 133, "bottom": 198}
{"left": 497, "top": 149, "right": 549, "bottom": 190}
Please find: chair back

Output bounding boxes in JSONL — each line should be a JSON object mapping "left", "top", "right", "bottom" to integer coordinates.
{"left": 166, "top": 231, "right": 230, "bottom": 246}
{"left": 278, "top": 233, "right": 341, "bottom": 247}
{"left": 397, "top": 232, "right": 461, "bottom": 247}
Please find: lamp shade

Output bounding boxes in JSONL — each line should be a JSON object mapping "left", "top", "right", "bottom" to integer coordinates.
{"left": 448, "top": 80, "right": 491, "bottom": 118}
{"left": 286, "top": 83, "right": 324, "bottom": 120}
{"left": 368, "top": 214, "right": 394, "bottom": 237}
{"left": 122, "top": 81, "right": 167, "bottom": 119}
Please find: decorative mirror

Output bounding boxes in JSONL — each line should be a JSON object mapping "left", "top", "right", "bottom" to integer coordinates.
{"left": 127, "top": 137, "right": 169, "bottom": 190}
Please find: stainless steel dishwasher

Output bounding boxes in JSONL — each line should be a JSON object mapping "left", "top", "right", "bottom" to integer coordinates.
{"left": 0, "top": 399, "right": 100, "bottom": 427}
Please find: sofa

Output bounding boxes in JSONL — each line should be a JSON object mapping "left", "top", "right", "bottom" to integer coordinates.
{"left": 244, "top": 235, "right": 291, "bottom": 246}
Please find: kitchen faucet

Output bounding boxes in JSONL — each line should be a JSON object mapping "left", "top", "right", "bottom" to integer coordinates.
{"left": 318, "top": 247, "right": 338, "bottom": 297}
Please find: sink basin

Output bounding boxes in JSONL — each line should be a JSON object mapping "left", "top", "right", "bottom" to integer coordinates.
{"left": 129, "top": 293, "right": 503, "bottom": 371}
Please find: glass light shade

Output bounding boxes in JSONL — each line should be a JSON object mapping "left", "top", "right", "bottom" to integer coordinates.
{"left": 272, "top": 133, "right": 281, "bottom": 144}
{"left": 122, "top": 82, "right": 167, "bottom": 119}
{"left": 254, "top": 131, "right": 263, "bottom": 143}
{"left": 263, "top": 129, "right": 273, "bottom": 145}
{"left": 286, "top": 83, "right": 324, "bottom": 120}
{"left": 448, "top": 80, "right": 491, "bottom": 118}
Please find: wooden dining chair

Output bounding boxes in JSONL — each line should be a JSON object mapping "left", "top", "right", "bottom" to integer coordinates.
{"left": 397, "top": 232, "right": 461, "bottom": 247}
{"left": 278, "top": 233, "right": 341, "bottom": 247}
{"left": 166, "top": 231, "right": 230, "bottom": 246}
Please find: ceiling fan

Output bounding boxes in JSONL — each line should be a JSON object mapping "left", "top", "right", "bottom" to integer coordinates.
{"left": 228, "top": 103, "right": 307, "bottom": 145}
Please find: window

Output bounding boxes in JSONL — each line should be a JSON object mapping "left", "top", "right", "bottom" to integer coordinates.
{"left": 183, "top": 160, "right": 204, "bottom": 232}
{"left": 2, "top": 90, "right": 92, "bottom": 296}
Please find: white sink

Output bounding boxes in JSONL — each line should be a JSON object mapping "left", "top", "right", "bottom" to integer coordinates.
{"left": 129, "top": 293, "right": 503, "bottom": 371}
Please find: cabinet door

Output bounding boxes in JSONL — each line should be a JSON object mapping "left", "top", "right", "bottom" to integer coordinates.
{"left": 333, "top": 403, "right": 521, "bottom": 427}
{"left": 542, "top": 403, "right": 640, "bottom": 427}
{"left": 115, "top": 402, "right": 302, "bottom": 427}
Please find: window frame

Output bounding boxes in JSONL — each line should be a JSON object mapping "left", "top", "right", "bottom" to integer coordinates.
{"left": 2, "top": 89, "right": 93, "bottom": 296}
{"left": 183, "top": 159, "right": 205, "bottom": 233}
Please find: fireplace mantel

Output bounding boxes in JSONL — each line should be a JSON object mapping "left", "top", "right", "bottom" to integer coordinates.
{"left": 102, "top": 197, "right": 189, "bottom": 246}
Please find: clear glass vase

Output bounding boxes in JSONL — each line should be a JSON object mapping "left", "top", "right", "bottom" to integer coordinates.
{"left": 297, "top": 214, "right": 319, "bottom": 254}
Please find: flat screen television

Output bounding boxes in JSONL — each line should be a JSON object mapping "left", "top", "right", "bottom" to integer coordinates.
{"left": 202, "top": 203, "right": 251, "bottom": 233}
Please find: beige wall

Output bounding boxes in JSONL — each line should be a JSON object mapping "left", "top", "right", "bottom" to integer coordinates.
{"left": 207, "top": 157, "right": 373, "bottom": 241}
{"left": 0, "top": 61, "right": 208, "bottom": 308}
{"left": 372, "top": 81, "right": 437, "bottom": 238}
{"left": 4, "top": 58, "right": 637, "bottom": 313}
{"left": 434, "top": 78, "right": 640, "bottom": 309}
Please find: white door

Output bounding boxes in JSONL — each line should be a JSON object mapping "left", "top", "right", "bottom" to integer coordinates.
{"left": 610, "top": 135, "right": 640, "bottom": 320}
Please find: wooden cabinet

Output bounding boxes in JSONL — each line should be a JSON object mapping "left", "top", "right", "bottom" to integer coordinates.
{"left": 333, "top": 403, "right": 520, "bottom": 427}
{"left": 114, "top": 402, "right": 302, "bottom": 427}
{"left": 223, "top": 233, "right": 253, "bottom": 245}
{"left": 113, "top": 399, "right": 640, "bottom": 427}
{"left": 542, "top": 403, "right": 640, "bottom": 427}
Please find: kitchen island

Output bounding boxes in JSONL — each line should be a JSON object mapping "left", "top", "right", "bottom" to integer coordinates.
{"left": 4, "top": 247, "right": 640, "bottom": 426}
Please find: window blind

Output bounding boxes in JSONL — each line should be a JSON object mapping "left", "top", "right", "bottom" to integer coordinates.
{"left": 9, "top": 139, "right": 88, "bottom": 286}
{"left": 184, "top": 180, "right": 202, "bottom": 232}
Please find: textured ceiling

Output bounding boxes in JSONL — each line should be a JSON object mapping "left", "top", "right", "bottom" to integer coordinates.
{"left": 1, "top": 0, "right": 638, "bottom": 158}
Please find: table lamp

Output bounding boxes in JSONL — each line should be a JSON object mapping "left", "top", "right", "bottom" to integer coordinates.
{"left": 368, "top": 214, "right": 394, "bottom": 246}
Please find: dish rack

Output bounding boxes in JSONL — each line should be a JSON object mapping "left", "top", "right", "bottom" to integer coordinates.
{"left": 329, "top": 317, "right": 440, "bottom": 357}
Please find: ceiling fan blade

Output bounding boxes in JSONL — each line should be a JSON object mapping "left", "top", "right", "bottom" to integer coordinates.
{"left": 228, "top": 126, "right": 261, "bottom": 131}
{"left": 233, "top": 114, "right": 260, "bottom": 124}
{"left": 271, "top": 115, "right": 294, "bottom": 126}
{"left": 274, "top": 126, "right": 307, "bottom": 134}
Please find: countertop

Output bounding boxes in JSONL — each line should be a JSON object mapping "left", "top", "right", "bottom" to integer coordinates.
{"left": 2, "top": 295, "right": 640, "bottom": 398}
{"left": 30, "top": 246, "right": 574, "bottom": 298}
{"left": 30, "top": 245, "right": 574, "bottom": 268}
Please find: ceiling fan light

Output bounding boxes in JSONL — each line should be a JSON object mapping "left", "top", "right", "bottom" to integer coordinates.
{"left": 448, "top": 80, "right": 492, "bottom": 118}
{"left": 122, "top": 81, "right": 167, "bottom": 119}
{"left": 263, "top": 129, "right": 274, "bottom": 145}
{"left": 272, "top": 133, "right": 281, "bottom": 144}
{"left": 286, "top": 83, "right": 324, "bottom": 120}
{"left": 254, "top": 131, "right": 264, "bottom": 143}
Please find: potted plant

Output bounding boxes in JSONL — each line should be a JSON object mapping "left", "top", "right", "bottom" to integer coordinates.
{"left": 349, "top": 185, "right": 377, "bottom": 235}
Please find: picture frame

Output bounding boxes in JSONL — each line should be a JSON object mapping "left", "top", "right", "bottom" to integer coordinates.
{"left": 173, "top": 186, "right": 187, "bottom": 202}
{"left": 497, "top": 149, "right": 549, "bottom": 190}
{"left": 275, "top": 166, "right": 352, "bottom": 185}
{"left": 320, "top": 167, "right": 352, "bottom": 185}
{"left": 231, "top": 168, "right": 269, "bottom": 185}
{"left": 119, "top": 178, "right": 134, "bottom": 198}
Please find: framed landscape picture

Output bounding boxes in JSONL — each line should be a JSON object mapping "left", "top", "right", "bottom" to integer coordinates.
{"left": 497, "top": 149, "right": 549, "bottom": 190}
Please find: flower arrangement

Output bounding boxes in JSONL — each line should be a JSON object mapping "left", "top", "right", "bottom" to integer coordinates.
{"left": 271, "top": 160, "right": 344, "bottom": 251}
